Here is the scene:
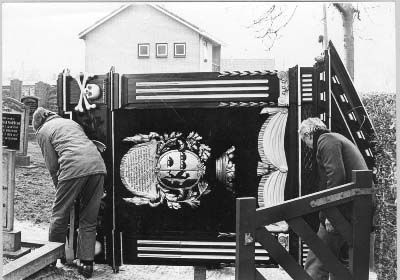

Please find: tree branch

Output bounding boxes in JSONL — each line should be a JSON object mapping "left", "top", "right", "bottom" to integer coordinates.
{"left": 333, "top": 3, "right": 346, "bottom": 15}
{"left": 249, "top": 4, "right": 298, "bottom": 51}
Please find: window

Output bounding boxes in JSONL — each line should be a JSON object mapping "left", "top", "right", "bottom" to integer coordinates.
{"left": 138, "top": 43, "right": 150, "bottom": 58}
{"left": 174, "top": 43, "right": 186, "bottom": 57}
{"left": 156, "top": 43, "right": 168, "bottom": 57}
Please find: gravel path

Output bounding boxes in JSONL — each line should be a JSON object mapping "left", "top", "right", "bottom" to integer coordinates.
{"left": 15, "top": 219, "right": 291, "bottom": 280}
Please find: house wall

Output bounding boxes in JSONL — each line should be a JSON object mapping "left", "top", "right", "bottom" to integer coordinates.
{"left": 199, "top": 36, "right": 213, "bottom": 72}
{"left": 212, "top": 45, "right": 221, "bottom": 72}
{"left": 84, "top": 5, "right": 209, "bottom": 74}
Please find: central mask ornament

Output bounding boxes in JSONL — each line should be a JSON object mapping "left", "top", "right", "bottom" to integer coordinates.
{"left": 120, "top": 132, "right": 211, "bottom": 210}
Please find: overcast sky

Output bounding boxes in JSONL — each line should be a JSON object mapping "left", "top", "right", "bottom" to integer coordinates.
{"left": 1, "top": 2, "right": 396, "bottom": 93}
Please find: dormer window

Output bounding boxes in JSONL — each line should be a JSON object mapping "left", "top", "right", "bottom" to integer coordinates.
{"left": 174, "top": 43, "right": 186, "bottom": 57}
{"left": 138, "top": 43, "right": 150, "bottom": 58}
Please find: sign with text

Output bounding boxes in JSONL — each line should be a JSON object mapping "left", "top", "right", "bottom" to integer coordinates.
{"left": 2, "top": 114, "right": 22, "bottom": 150}
{"left": 2, "top": 97, "right": 29, "bottom": 155}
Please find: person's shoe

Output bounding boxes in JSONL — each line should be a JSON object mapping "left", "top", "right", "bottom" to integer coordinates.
{"left": 77, "top": 262, "right": 93, "bottom": 278}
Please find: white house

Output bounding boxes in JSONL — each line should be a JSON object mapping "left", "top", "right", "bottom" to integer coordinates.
{"left": 79, "top": 4, "right": 222, "bottom": 74}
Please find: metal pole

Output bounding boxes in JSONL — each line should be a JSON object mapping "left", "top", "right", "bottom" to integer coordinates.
{"left": 323, "top": 3, "right": 329, "bottom": 49}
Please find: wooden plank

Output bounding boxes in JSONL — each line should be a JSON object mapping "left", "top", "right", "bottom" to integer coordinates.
{"left": 65, "top": 206, "right": 75, "bottom": 264}
{"left": 21, "top": 239, "right": 48, "bottom": 248}
{"left": 235, "top": 197, "right": 256, "bottom": 280}
{"left": 3, "top": 241, "right": 64, "bottom": 280}
{"left": 3, "top": 148, "right": 16, "bottom": 231}
{"left": 256, "top": 182, "right": 355, "bottom": 227}
{"left": 350, "top": 170, "right": 372, "bottom": 279}
{"left": 287, "top": 65, "right": 301, "bottom": 264}
{"left": 255, "top": 227, "right": 313, "bottom": 280}
{"left": 323, "top": 207, "right": 353, "bottom": 245}
{"left": 287, "top": 217, "right": 352, "bottom": 280}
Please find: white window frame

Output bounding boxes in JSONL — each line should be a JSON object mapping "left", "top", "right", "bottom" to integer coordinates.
{"left": 156, "top": 43, "right": 168, "bottom": 58}
{"left": 138, "top": 43, "right": 150, "bottom": 58}
{"left": 174, "top": 43, "right": 186, "bottom": 57}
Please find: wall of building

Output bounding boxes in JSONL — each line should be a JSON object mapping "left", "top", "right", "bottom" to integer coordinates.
{"left": 199, "top": 36, "right": 214, "bottom": 72}
{"left": 212, "top": 45, "right": 221, "bottom": 72}
{"left": 84, "top": 5, "right": 205, "bottom": 74}
{"left": 10, "top": 79, "right": 22, "bottom": 101}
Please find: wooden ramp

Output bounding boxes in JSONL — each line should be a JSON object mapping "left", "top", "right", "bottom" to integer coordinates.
{"left": 3, "top": 240, "right": 64, "bottom": 280}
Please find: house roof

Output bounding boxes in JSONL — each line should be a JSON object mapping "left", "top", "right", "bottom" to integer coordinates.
{"left": 78, "top": 4, "right": 223, "bottom": 46}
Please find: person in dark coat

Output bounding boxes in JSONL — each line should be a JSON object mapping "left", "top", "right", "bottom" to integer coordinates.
{"left": 33, "top": 107, "right": 107, "bottom": 278}
{"left": 298, "top": 117, "right": 369, "bottom": 280}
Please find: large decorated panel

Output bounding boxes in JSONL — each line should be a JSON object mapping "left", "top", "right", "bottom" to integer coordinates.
{"left": 113, "top": 104, "right": 289, "bottom": 265}
{"left": 56, "top": 42, "right": 376, "bottom": 269}
{"left": 57, "top": 69, "right": 291, "bottom": 267}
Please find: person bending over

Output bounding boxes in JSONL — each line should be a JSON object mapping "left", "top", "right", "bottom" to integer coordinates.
{"left": 299, "top": 117, "right": 368, "bottom": 280}
{"left": 33, "top": 107, "right": 106, "bottom": 278}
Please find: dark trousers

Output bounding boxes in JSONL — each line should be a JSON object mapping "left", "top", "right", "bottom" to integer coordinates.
{"left": 304, "top": 223, "right": 345, "bottom": 280}
{"left": 49, "top": 174, "right": 104, "bottom": 261}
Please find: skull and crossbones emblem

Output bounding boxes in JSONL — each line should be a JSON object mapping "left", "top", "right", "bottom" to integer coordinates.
{"left": 72, "top": 72, "right": 101, "bottom": 112}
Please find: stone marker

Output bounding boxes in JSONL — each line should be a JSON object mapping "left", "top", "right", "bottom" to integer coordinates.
{"left": 21, "top": 96, "right": 39, "bottom": 140}
{"left": 2, "top": 97, "right": 31, "bottom": 166}
{"left": 21, "top": 96, "right": 39, "bottom": 126}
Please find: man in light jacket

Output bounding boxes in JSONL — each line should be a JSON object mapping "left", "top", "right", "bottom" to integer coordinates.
{"left": 299, "top": 117, "right": 369, "bottom": 280}
{"left": 33, "top": 107, "right": 106, "bottom": 278}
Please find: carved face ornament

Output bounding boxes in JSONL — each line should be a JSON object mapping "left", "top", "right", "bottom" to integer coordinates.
{"left": 85, "top": 84, "right": 101, "bottom": 101}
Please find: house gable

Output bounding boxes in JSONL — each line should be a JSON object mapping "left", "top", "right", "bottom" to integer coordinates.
{"left": 79, "top": 4, "right": 222, "bottom": 46}
{"left": 83, "top": 4, "right": 209, "bottom": 74}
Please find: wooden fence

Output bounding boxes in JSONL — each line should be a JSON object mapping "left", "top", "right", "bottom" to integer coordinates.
{"left": 236, "top": 170, "right": 373, "bottom": 280}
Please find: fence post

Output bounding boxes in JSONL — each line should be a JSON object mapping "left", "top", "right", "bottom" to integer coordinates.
{"left": 236, "top": 197, "right": 256, "bottom": 280}
{"left": 2, "top": 147, "right": 16, "bottom": 231}
{"left": 350, "top": 170, "right": 372, "bottom": 280}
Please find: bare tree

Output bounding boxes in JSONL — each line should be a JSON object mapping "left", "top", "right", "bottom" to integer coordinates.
{"left": 332, "top": 3, "right": 360, "bottom": 80}
{"left": 250, "top": 3, "right": 361, "bottom": 81}
{"left": 250, "top": 4, "right": 298, "bottom": 51}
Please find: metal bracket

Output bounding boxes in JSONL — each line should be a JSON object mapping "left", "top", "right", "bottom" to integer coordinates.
{"left": 310, "top": 188, "right": 372, "bottom": 207}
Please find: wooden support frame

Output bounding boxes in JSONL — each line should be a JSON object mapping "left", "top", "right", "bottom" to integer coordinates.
{"left": 236, "top": 170, "right": 373, "bottom": 280}
{"left": 2, "top": 241, "right": 64, "bottom": 280}
{"left": 235, "top": 197, "right": 256, "bottom": 280}
{"left": 3, "top": 148, "right": 16, "bottom": 231}
{"left": 65, "top": 203, "right": 76, "bottom": 264}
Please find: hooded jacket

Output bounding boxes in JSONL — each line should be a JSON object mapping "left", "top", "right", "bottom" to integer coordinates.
{"left": 36, "top": 116, "right": 107, "bottom": 186}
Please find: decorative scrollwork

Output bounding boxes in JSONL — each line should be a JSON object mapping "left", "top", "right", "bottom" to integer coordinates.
{"left": 277, "top": 71, "right": 289, "bottom": 106}
{"left": 217, "top": 70, "right": 278, "bottom": 77}
{"left": 218, "top": 101, "right": 276, "bottom": 107}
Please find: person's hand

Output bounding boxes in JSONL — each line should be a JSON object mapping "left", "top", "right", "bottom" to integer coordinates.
{"left": 325, "top": 219, "right": 335, "bottom": 232}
